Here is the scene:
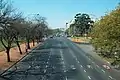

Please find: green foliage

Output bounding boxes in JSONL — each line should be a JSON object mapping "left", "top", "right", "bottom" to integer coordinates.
{"left": 91, "top": 5, "right": 120, "bottom": 59}
{"left": 67, "top": 13, "right": 94, "bottom": 36}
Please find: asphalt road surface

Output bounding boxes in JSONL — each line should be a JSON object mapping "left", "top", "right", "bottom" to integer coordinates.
{"left": 0, "top": 37, "right": 119, "bottom": 80}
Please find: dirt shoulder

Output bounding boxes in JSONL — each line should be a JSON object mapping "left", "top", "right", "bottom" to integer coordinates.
{"left": 0, "top": 42, "right": 38, "bottom": 73}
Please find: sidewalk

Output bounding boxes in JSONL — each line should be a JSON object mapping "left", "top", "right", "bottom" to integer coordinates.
{"left": 0, "top": 42, "right": 37, "bottom": 73}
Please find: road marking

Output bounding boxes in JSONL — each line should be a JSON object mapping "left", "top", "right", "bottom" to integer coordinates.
{"left": 84, "top": 70, "right": 86, "bottom": 72}
{"left": 96, "top": 65, "right": 99, "bottom": 68}
{"left": 109, "top": 76, "right": 113, "bottom": 79}
{"left": 80, "top": 65, "right": 83, "bottom": 68}
{"left": 60, "top": 46, "right": 67, "bottom": 73}
{"left": 92, "top": 62, "right": 94, "bottom": 64}
{"left": 63, "top": 65, "right": 66, "bottom": 68}
{"left": 88, "top": 76, "right": 91, "bottom": 79}
{"left": 44, "top": 69, "right": 46, "bottom": 73}
{"left": 65, "top": 76, "right": 68, "bottom": 80}
{"left": 47, "top": 62, "right": 48, "bottom": 64}
{"left": 78, "top": 61, "right": 80, "bottom": 63}
{"left": 46, "top": 65, "right": 48, "bottom": 68}
{"left": 64, "top": 70, "right": 67, "bottom": 72}
{"left": 28, "top": 66, "right": 31, "bottom": 68}
{"left": 76, "top": 58, "right": 78, "bottom": 61}
{"left": 101, "top": 69, "right": 105, "bottom": 73}
{"left": 87, "top": 65, "right": 91, "bottom": 68}
{"left": 88, "top": 58, "right": 91, "bottom": 60}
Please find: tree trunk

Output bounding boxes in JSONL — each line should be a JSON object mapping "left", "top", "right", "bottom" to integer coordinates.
{"left": 36, "top": 37, "right": 39, "bottom": 44}
{"left": 6, "top": 48, "right": 10, "bottom": 62}
{"left": 27, "top": 39, "right": 30, "bottom": 49}
{"left": 32, "top": 39, "right": 35, "bottom": 46}
{"left": 16, "top": 40, "right": 22, "bottom": 55}
{"left": 0, "top": 37, "right": 11, "bottom": 62}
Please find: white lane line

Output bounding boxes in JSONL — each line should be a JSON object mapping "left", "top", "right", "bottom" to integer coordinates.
{"left": 88, "top": 76, "right": 91, "bottom": 79}
{"left": 88, "top": 58, "right": 91, "bottom": 60}
{"left": 65, "top": 76, "right": 68, "bottom": 80}
{"left": 96, "top": 65, "right": 100, "bottom": 68}
{"left": 101, "top": 69, "right": 105, "bottom": 73}
{"left": 73, "top": 56, "right": 76, "bottom": 58}
{"left": 76, "top": 58, "right": 78, "bottom": 61}
{"left": 60, "top": 46, "right": 67, "bottom": 73}
{"left": 80, "top": 65, "right": 83, "bottom": 68}
{"left": 44, "top": 69, "right": 46, "bottom": 73}
{"left": 46, "top": 65, "right": 48, "bottom": 68}
{"left": 64, "top": 70, "right": 67, "bottom": 72}
{"left": 84, "top": 70, "right": 86, "bottom": 72}
{"left": 87, "top": 65, "right": 91, "bottom": 68}
{"left": 109, "top": 76, "right": 113, "bottom": 79}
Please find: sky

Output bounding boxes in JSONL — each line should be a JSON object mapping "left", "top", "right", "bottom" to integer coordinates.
{"left": 12, "top": 0, "right": 120, "bottom": 29}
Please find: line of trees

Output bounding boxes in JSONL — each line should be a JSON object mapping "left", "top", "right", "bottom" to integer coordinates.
{"left": 91, "top": 4, "right": 120, "bottom": 66}
{"left": 0, "top": 0, "right": 52, "bottom": 62}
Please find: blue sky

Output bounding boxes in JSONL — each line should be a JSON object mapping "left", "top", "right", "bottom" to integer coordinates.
{"left": 12, "top": 0, "right": 120, "bottom": 29}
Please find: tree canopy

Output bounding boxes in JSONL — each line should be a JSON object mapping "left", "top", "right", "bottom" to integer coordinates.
{"left": 66, "top": 13, "right": 94, "bottom": 36}
{"left": 91, "top": 4, "right": 120, "bottom": 60}
{"left": 0, "top": 0, "right": 51, "bottom": 62}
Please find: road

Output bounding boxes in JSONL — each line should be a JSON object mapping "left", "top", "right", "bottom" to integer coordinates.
{"left": 0, "top": 37, "right": 119, "bottom": 80}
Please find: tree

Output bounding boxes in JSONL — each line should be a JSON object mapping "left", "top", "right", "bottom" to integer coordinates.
{"left": 34, "top": 15, "right": 48, "bottom": 43}
{"left": 0, "top": 0, "right": 16, "bottom": 62}
{"left": 22, "top": 21, "right": 32, "bottom": 49}
{"left": 91, "top": 4, "right": 120, "bottom": 59}
{"left": 11, "top": 14, "right": 24, "bottom": 54}
{"left": 0, "top": 0, "right": 50, "bottom": 62}
{"left": 69, "top": 13, "right": 94, "bottom": 36}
